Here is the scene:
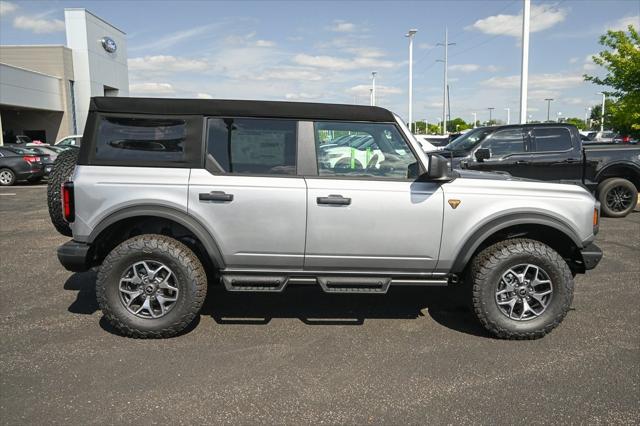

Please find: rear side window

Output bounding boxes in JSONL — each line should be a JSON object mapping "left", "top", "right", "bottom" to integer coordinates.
{"left": 533, "top": 128, "right": 572, "bottom": 152}
{"left": 95, "top": 116, "right": 188, "bottom": 163}
{"left": 206, "top": 118, "right": 297, "bottom": 175}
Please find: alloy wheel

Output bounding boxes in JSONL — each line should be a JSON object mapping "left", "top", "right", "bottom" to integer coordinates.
{"left": 605, "top": 185, "right": 634, "bottom": 212}
{"left": 495, "top": 263, "right": 553, "bottom": 321}
{"left": 119, "top": 260, "right": 179, "bottom": 319}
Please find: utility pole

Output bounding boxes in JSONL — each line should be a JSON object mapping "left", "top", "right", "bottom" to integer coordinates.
{"left": 406, "top": 29, "right": 417, "bottom": 133}
{"left": 369, "top": 89, "right": 373, "bottom": 106}
{"left": 519, "top": 0, "right": 530, "bottom": 124}
{"left": 437, "top": 27, "right": 455, "bottom": 134}
{"left": 488, "top": 107, "right": 495, "bottom": 124}
{"left": 505, "top": 107, "right": 511, "bottom": 125}
{"left": 585, "top": 107, "right": 591, "bottom": 129}
{"left": 424, "top": 119, "right": 428, "bottom": 134}
{"left": 371, "top": 71, "right": 377, "bottom": 106}
{"left": 545, "top": 98, "right": 554, "bottom": 122}
{"left": 472, "top": 112, "right": 477, "bottom": 128}
{"left": 598, "top": 92, "right": 606, "bottom": 131}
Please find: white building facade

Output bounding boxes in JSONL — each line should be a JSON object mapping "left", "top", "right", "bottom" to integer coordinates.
{"left": 0, "top": 9, "right": 128, "bottom": 145}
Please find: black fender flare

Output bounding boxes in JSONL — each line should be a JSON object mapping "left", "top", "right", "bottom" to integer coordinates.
{"left": 88, "top": 205, "right": 225, "bottom": 268}
{"left": 594, "top": 161, "right": 640, "bottom": 187}
{"left": 450, "top": 213, "right": 584, "bottom": 273}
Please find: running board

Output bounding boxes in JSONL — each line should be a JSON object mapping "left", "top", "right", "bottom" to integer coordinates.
{"left": 221, "top": 274, "right": 288, "bottom": 292}
{"left": 317, "top": 277, "right": 391, "bottom": 294}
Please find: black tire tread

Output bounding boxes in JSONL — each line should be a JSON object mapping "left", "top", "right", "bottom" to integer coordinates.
{"left": 96, "top": 234, "right": 207, "bottom": 338}
{"left": 597, "top": 177, "right": 637, "bottom": 218}
{"left": 47, "top": 149, "right": 79, "bottom": 236}
{"left": 471, "top": 238, "right": 574, "bottom": 340}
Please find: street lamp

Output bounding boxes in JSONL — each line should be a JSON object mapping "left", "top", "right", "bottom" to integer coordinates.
{"left": 504, "top": 107, "right": 511, "bottom": 125}
{"left": 406, "top": 29, "right": 418, "bottom": 133}
{"left": 544, "top": 98, "right": 554, "bottom": 122}
{"left": 472, "top": 112, "right": 477, "bottom": 128}
{"left": 488, "top": 107, "right": 495, "bottom": 124}
{"left": 585, "top": 107, "right": 592, "bottom": 129}
{"left": 597, "top": 92, "right": 606, "bottom": 132}
{"left": 370, "top": 71, "right": 377, "bottom": 106}
{"left": 557, "top": 111, "right": 562, "bottom": 123}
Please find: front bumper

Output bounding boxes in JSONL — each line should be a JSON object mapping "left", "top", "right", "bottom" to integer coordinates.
{"left": 57, "top": 240, "right": 92, "bottom": 272}
{"left": 580, "top": 243, "right": 603, "bottom": 270}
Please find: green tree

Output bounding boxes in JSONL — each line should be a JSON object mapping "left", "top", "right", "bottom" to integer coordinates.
{"left": 565, "top": 117, "right": 586, "bottom": 130}
{"left": 447, "top": 117, "right": 471, "bottom": 132}
{"left": 584, "top": 25, "right": 640, "bottom": 136}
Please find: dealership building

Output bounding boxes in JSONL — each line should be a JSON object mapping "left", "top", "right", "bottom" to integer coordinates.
{"left": 0, "top": 9, "right": 129, "bottom": 145}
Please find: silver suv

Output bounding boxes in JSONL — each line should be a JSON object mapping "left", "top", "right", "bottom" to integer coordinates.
{"left": 56, "top": 97, "right": 602, "bottom": 339}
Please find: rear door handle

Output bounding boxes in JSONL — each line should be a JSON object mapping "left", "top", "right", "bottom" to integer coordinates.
{"left": 564, "top": 158, "right": 581, "bottom": 163}
{"left": 317, "top": 194, "right": 351, "bottom": 205}
{"left": 515, "top": 160, "right": 530, "bottom": 165}
{"left": 199, "top": 191, "right": 233, "bottom": 202}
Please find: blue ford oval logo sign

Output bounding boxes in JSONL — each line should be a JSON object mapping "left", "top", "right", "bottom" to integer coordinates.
{"left": 101, "top": 37, "right": 117, "bottom": 53}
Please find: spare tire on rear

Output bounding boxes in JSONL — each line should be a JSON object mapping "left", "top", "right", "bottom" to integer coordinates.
{"left": 47, "top": 148, "right": 79, "bottom": 236}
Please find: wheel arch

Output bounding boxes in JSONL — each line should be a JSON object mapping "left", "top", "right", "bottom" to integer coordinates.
{"left": 450, "top": 213, "right": 585, "bottom": 274}
{"left": 88, "top": 205, "right": 225, "bottom": 270}
{"left": 595, "top": 162, "right": 640, "bottom": 190}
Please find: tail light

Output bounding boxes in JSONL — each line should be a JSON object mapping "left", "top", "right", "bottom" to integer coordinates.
{"left": 23, "top": 155, "right": 39, "bottom": 164}
{"left": 62, "top": 182, "right": 75, "bottom": 222}
{"left": 622, "top": 136, "right": 630, "bottom": 143}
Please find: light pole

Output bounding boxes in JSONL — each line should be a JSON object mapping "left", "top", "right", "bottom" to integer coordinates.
{"left": 505, "top": 107, "right": 511, "bottom": 125}
{"left": 424, "top": 119, "right": 428, "bottom": 134}
{"left": 544, "top": 98, "right": 554, "bottom": 122}
{"left": 488, "top": 107, "right": 495, "bottom": 124}
{"left": 437, "top": 27, "right": 455, "bottom": 134}
{"left": 557, "top": 111, "right": 562, "bottom": 123}
{"left": 472, "top": 112, "right": 477, "bottom": 128}
{"left": 597, "top": 92, "right": 606, "bottom": 131}
{"left": 371, "top": 71, "right": 377, "bottom": 106}
{"left": 519, "top": 0, "right": 531, "bottom": 124}
{"left": 369, "top": 88, "right": 373, "bottom": 106}
{"left": 585, "top": 107, "right": 592, "bottom": 129}
{"left": 406, "top": 29, "right": 417, "bottom": 133}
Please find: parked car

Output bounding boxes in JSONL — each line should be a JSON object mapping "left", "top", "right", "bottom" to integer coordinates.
{"left": 613, "top": 134, "right": 638, "bottom": 144}
{"left": 442, "top": 124, "right": 640, "bottom": 217}
{"left": 54, "top": 96, "right": 602, "bottom": 340}
{"left": 591, "top": 130, "right": 618, "bottom": 143}
{"left": 0, "top": 146, "right": 45, "bottom": 185}
{"left": 24, "top": 146, "right": 58, "bottom": 175}
{"left": 55, "top": 135, "right": 82, "bottom": 148}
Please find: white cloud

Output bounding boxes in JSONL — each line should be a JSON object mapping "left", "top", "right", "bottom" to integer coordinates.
{"left": 348, "top": 84, "right": 401, "bottom": 96}
{"left": 13, "top": 15, "right": 65, "bottom": 33}
{"left": 344, "top": 46, "right": 385, "bottom": 58}
{"left": 608, "top": 15, "right": 639, "bottom": 31}
{"left": 469, "top": 4, "right": 567, "bottom": 37}
{"left": 569, "top": 57, "right": 579, "bottom": 64}
{"left": 0, "top": 1, "right": 17, "bottom": 16}
{"left": 583, "top": 53, "right": 598, "bottom": 71}
{"left": 285, "top": 92, "right": 322, "bottom": 100}
{"left": 255, "top": 39, "right": 275, "bottom": 47}
{"left": 449, "top": 64, "right": 500, "bottom": 73}
{"left": 130, "top": 22, "right": 222, "bottom": 51}
{"left": 482, "top": 73, "right": 583, "bottom": 90}
{"left": 128, "top": 55, "right": 209, "bottom": 73}
{"left": 129, "top": 82, "right": 175, "bottom": 96}
{"left": 293, "top": 53, "right": 394, "bottom": 71}
{"left": 257, "top": 67, "right": 324, "bottom": 81}
{"left": 330, "top": 20, "right": 356, "bottom": 33}
{"left": 196, "top": 93, "right": 213, "bottom": 99}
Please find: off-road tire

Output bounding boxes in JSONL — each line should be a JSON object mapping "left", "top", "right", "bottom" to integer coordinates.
{"left": 471, "top": 238, "right": 574, "bottom": 340}
{"left": 96, "top": 234, "right": 207, "bottom": 338}
{"left": 597, "top": 177, "right": 637, "bottom": 218}
{"left": 47, "top": 148, "right": 79, "bottom": 236}
{"left": 0, "top": 168, "right": 16, "bottom": 186}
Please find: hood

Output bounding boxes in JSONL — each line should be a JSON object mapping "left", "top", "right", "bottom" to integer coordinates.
{"left": 456, "top": 169, "right": 537, "bottom": 182}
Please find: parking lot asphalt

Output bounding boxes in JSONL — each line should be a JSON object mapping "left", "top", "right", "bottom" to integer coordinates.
{"left": 0, "top": 184, "right": 639, "bottom": 425}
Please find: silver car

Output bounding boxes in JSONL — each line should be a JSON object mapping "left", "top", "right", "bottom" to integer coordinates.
{"left": 55, "top": 97, "right": 603, "bottom": 339}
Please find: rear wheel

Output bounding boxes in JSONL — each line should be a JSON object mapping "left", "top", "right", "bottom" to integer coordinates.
{"left": 47, "top": 148, "right": 79, "bottom": 236}
{"left": 471, "top": 238, "right": 574, "bottom": 339}
{"left": 0, "top": 168, "right": 16, "bottom": 186}
{"left": 598, "top": 178, "right": 637, "bottom": 218}
{"left": 96, "top": 234, "right": 207, "bottom": 338}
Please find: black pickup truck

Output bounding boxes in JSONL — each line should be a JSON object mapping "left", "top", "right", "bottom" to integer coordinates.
{"left": 443, "top": 123, "right": 640, "bottom": 217}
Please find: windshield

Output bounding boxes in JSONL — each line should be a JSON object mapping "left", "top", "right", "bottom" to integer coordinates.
{"left": 445, "top": 128, "right": 493, "bottom": 152}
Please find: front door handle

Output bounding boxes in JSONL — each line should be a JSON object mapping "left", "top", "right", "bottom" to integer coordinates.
{"left": 515, "top": 160, "right": 530, "bottom": 165}
{"left": 317, "top": 194, "right": 351, "bottom": 205}
{"left": 564, "top": 158, "right": 581, "bottom": 163}
{"left": 199, "top": 191, "right": 234, "bottom": 202}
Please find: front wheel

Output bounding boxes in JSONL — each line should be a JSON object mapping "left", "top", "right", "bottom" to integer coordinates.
{"left": 0, "top": 168, "right": 16, "bottom": 186}
{"left": 96, "top": 234, "right": 207, "bottom": 338}
{"left": 471, "top": 238, "right": 574, "bottom": 339}
{"left": 597, "top": 177, "right": 637, "bottom": 218}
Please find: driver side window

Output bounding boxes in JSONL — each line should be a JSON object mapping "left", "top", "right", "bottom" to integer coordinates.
{"left": 314, "top": 121, "right": 419, "bottom": 180}
{"left": 483, "top": 128, "right": 526, "bottom": 158}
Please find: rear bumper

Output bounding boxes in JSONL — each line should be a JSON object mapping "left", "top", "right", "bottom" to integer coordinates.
{"left": 580, "top": 243, "right": 603, "bottom": 270}
{"left": 57, "top": 240, "right": 92, "bottom": 272}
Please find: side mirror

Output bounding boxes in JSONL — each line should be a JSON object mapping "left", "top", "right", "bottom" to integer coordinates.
{"left": 475, "top": 148, "right": 491, "bottom": 162}
{"left": 426, "top": 153, "right": 454, "bottom": 181}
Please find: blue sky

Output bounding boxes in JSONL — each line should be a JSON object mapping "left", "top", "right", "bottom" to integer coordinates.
{"left": 1, "top": 0, "right": 638, "bottom": 123}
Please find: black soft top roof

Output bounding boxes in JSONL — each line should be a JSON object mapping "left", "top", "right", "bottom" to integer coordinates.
{"left": 89, "top": 97, "right": 396, "bottom": 122}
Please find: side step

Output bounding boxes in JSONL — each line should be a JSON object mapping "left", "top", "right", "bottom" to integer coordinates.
{"left": 221, "top": 274, "right": 288, "bottom": 292}
{"left": 317, "top": 277, "right": 391, "bottom": 294}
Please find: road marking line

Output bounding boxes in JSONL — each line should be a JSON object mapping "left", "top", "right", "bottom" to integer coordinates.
{"left": 0, "top": 193, "right": 16, "bottom": 196}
